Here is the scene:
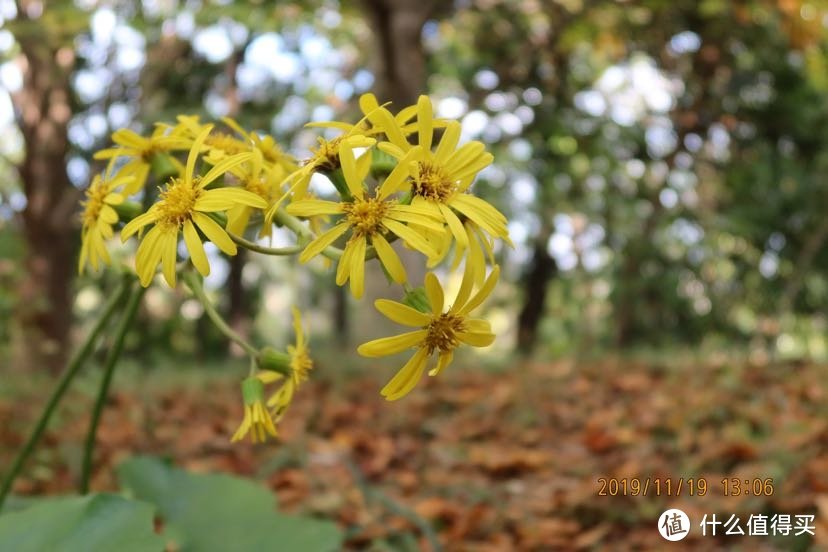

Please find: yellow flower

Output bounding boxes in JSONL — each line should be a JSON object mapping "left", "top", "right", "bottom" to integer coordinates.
{"left": 287, "top": 139, "right": 443, "bottom": 298}
{"left": 94, "top": 125, "right": 191, "bottom": 194}
{"left": 358, "top": 265, "right": 499, "bottom": 400}
{"left": 231, "top": 377, "right": 278, "bottom": 443}
{"left": 380, "top": 96, "right": 511, "bottom": 253}
{"left": 225, "top": 148, "right": 288, "bottom": 237}
{"left": 221, "top": 117, "right": 298, "bottom": 172}
{"left": 175, "top": 115, "right": 252, "bottom": 163}
{"left": 121, "top": 125, "right": 266, "bottom": 287}
{"left": 78, "top": 169, "right": 134, "bottom": 274}
{"left": 263, "top": 307, "right": 313, "bottom": 421}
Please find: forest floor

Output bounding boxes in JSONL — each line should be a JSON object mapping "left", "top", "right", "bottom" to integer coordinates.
{"left": 2, "top": 352, "right": 827, "bottom": 551}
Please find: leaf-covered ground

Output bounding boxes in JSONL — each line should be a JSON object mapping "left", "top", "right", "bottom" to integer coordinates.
{"left": 2, "top": 354, "right": 827, "bottom": 550}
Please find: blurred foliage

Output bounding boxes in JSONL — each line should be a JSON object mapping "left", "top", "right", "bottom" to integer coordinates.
{"left": 0, "top": 457, "right": 341, "bottom": 552}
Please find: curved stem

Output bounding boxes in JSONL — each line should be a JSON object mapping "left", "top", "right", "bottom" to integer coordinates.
{"left": 79, "top": 284, "right": 146, "bottom": 494}
{"left": 0, "top": 278, "right": 130, "bottom": 509}
{"left": 227, "top": 232, "right": 303, "bottom": 256}
{"left": 182, "top": 270, "right": 258, "bottom": 358}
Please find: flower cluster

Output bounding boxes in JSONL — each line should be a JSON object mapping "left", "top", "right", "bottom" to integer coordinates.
{"left": 79, "top": 94, "right": 508, "bottom": 444}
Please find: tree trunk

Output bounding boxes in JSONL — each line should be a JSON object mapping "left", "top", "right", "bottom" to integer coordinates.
{"left": 11, "top": 18, "right": 77, "bottom": 372}
{"left": 516, "top": 228, "right": 556, "bottom": 354}
{"left": 361, "top": 0, "right": 438, "bottom": 107}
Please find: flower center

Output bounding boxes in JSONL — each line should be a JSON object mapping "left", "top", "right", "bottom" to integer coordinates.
{"left": 206, "top": 132, "right": 248, "bottom": 155}
{"left": 245, "top": 177, "right": 270, "bottom": 199}
{"left": 80, "top": 184, "right": 109, "bottom": 227}
{"left": 156, "top": 177, "right": 202, "bottom": 227}
{"left": 424, "top": 313, "right": 466, "bottom": 354}
{"left": 307, "top": 136, "right": 343, "bottom": 172}
{"left": 412, "top": 161, "right": 456, "bottom": 202}
{"left": 288, "top": 344, "right": 313, "bottom": 384}
{"left": 342, "top": 196, "right": 389, "bottom": 237}
{"left": 258, "top": 137, "right": 290, "bottom": 165}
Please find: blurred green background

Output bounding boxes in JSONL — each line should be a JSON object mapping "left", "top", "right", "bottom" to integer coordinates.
{"left": 3, "top": 0, "right": 828, "bottom": 371}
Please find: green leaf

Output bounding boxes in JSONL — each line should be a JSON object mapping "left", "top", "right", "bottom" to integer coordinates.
{"left": 118, "top": 456, "right": 342, "bottom": 552}
{"left": 0, "top": 494, "right": 163, "bottom": 552}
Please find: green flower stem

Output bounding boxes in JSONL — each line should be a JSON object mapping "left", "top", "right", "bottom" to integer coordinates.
{"left": 273, "top": 208, "right": 342, "bottom": 260}
{"left": 0, "top": 278, "right": 130, "bottom": 509}
{"left": 227, "top": 232, "right": 303, "bottom": 256}
{"left": 79, "top": 283, "right": 146, "bottom": 494}
{"left": 182, "top": 270, "right": 258, "bottom": 358}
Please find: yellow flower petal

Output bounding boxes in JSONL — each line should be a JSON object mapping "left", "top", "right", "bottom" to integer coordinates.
{"left": 336, "top": 238, "right": 355, "bottom": 286}
{"left": 135, "top": 225, "right": 165, "bottom": 287}
{"left": 357, "top": 329, "right": 428, "bottom": 358}
{"left": 381, "top": 347, "right": 429, "bottom": 401}
{"left": 428, "top": 350, "right": 454, "bottom": 377}
{"left": 200, "top": 152, "right": 254, "bottom": 188}
{"left": 161, "top": 230, "right": 178, "bottom": 287}
{"left": 286, "top": 199, "right": 344, "bottom": 217}
{"left": 194, "top": 188, "right": 267, "bottom": 211}
{"left": 434, "top": 122, "right": 461, "bottom": 163}
{"left": 424, "top": 273, "right": 444, "bottom": 314}
{"left": 121, "top": 209, "right": 158, "bottom": 242}
{"left": 439, "top": 203, "right": 468, "bottom": 250}
{"left": 192, "top": 212, "right": 236, "bottom": 255}
{"left": 186, "top": 125, "right": 213, "bottom": 183}
{"left": 458, "top": 265, "right": 500, "bottom": 315}
{"left": 383, "top": 219, "right": 437, "bottom": 258}
{"left": 183, "top": 220, "right": 210, "bottom": 276}
{"left": 338, "top": 140, "right": 365, "bottom": 200}
{"left": 299, "top": 222, "right": 349, "bottom": 263}
{"left": 374, "top": 299, "right": 431, "bottom": 327}
{"left": 417, "top": 95, "right": 433, "bottom": 152}
{"left": 457, "top": 331, "right": 495, "bottom": 347}
{"left": 348, "top": 236, "right": 367, "bottom": 298}
{"left": 372, "top": 233, "right": 407, "bottom": 284}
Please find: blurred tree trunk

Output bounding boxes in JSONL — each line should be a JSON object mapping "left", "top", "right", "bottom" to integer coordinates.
{"left": 361, "top": 0, "right": 439, "bottom": 107}
{"left": 222, "top": 49, "right": 251, "bottom": 356}
{"left": 517, "top": 226, "right": 557, "bottom": 354}
{"left": 349, "top": 0, "right": 441, "bottom": 344}
{"left": 11, "top": 12, "right": 78, "bottom": 372}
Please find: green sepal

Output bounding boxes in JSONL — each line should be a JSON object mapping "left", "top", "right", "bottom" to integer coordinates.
{"left": 326, "top": 169, "right": 353, "bottom": 202}
{"left": 257, "top": 347, "right": 292, "bottom": 377}
{"left": 402, "top": 287, "right": 431, "bottom": 314}
{"left": 371, "top": 148, "right": 397, "bottom": 176}
{"left": 240, "top": 377, "right": 265, "bottom": 406}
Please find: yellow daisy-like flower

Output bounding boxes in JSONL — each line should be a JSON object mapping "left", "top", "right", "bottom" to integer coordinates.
{"left": 380, "top": 96, "right": 511, "bottom": 254}
{"left": 175, "top": 115, "right": 251, "bottom": 163}
{"left": 263, "top": 307, "right": 313, "bottom": 421}
{"left": 287, "top": 138, "right": 443, "bottom": 298}
{"left": 231, "top": 376, "right": 278, "bottom": 443}
{"left": 121, "top": 125, "right": 266, "bottom": 287}
{"left": 221, "top": 117, "right": 299, "bottom": 172}
{"left": 78, "top": 170, "right": 134, "bottom": 274}
{"left": 225, "top": 148, "right": 288, "bottom": 237}
{"left": 358, "top": 265, "right": 499, "bottom": 400}
{"left": 94, "top": 125, "right": 191, "bottom": 194}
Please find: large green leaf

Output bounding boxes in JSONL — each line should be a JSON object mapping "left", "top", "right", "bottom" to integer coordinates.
{"left": 0, "top": 494, "right": 163, "bottom": 552}
{"left": 118, "top": 456, "right": 342, "bottom": 552}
